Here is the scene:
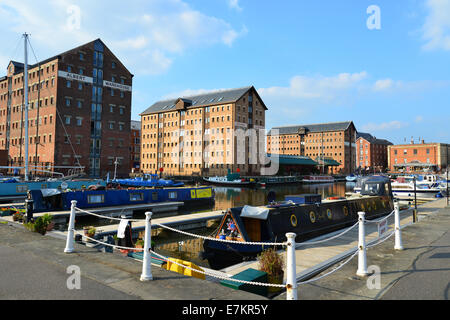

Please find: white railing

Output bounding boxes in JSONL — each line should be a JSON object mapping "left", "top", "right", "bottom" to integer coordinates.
{"left": 63, "top": 201, "right": 404, "bottom": 300}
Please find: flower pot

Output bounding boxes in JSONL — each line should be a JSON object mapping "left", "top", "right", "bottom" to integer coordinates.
{"left": 46, "top": 222, "right": 55, "bottom": 232}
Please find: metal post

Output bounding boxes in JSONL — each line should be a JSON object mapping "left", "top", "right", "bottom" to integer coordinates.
{"left": 446, "top": 146, "right": 449, "bottom": 206}
{"left": 356, "top": 212, "right": 368, "bottom": 277}
{"left": 394, "top": 200, "right": 403, "bottom": 250}
{"left": 285, "top": 233, "right": 297, "bottom": 300}
{"left": 413, "top": 177, "right": 417, "bottom": 223}
{"left": 64, "top": 200, "right": 77, "bottom": 253}
{"left": 25, "top": 198, "right": 33, "bottom": 223}
{"left": 23, "top": 33, "right": 29, "bottom": 182}
{"left": 140, "top": 211, "right": 153, "bottom": 281}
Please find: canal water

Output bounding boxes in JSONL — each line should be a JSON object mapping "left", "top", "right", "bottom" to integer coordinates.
{"left": 69, "top": 182, "right": 355, "bottom": 268}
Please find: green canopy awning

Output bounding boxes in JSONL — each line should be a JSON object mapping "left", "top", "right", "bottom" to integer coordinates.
{"left": 267, "top": 154, "right": 319, "bottom": 166}
{"left": 315, "top": 157, "right": 341, "bottom": 166}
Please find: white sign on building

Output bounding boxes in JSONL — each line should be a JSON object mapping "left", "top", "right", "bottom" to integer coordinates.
{"left": 58, "top": 71, "right": 93, "bottom": 84}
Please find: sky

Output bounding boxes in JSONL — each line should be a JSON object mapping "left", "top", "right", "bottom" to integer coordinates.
{"left": 0, "top": 0, "right": 449, "bottom": 145}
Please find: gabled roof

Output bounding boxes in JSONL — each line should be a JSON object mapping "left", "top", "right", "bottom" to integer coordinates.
{"left": 140, "top": 85, "right": 267, "bottom": 115}
{"left": 268, "top": 121, "right": 355, "bottom": 136}
{"left": 357, "top": 132, "right": 392, "bottom": 146}
{"left": 3, "top": 38, "right": 133, "bottom": 77}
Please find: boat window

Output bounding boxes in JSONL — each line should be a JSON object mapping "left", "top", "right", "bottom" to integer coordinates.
{"left": 168, "top": 191, "right": 177, "bottom": 199}
{"left": 152, "top": 192, "right": 158, "bottom": 201}
{"left": 88, "top": 194, "right": 104, "bottom": 204}
{"left": 362, "top": 183, "right": 380, "bottom": 196}
{"left": 16, "top": 185, "right": 28, "bottom": 193}
{"left": 130, "top": 193, "right": 144, "bottom": 201}
{"left": 217, "top": 214, "right": 242, "bottom": 241}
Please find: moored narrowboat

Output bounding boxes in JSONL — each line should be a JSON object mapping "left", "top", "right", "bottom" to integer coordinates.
{"left": 201, "top": 176, "right": 394, "bottom": 270}
{"left": 29, "top": 185, "right": 215, "bottom": 213}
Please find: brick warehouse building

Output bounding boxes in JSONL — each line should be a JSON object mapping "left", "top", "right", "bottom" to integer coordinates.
{"left": 130, "top": 120, "right": 141, "bottom": 173}
{"left": 267, "top": 121, "right": 357, "bottom": 174}
{"left": 140, "top": 86, "right": 267, "bottom": 177}
{"left": 0, "top": 39, "right": 133, "bottom": 178}
{"left": 356, "top": 132, "right": 392, "bottom": 173}
{"left": 388, "top": 140, "right": 450, "bottom": 173}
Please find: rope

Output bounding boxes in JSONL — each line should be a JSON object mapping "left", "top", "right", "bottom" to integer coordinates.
{"left": 74, "top": 207, "right": 144, "bottom": 222}
{"left": 297, "top": 250, "right": 359, "bottom": 285}
{"left": 150, "top": 249, "right": 286, "bottom": 288}
{"left": 367, "top": 230, "right": 395, "bottom": 248}
{"left": 153, "top": 222, "right": 288, "bottom": 247}
{"left": 295, "top": 222, "right": 359, "bottom": 247}
{"left": 365, "top": 210, "right": 395, "bottom": 224}
{"left": 73, "top": 230, "right": 144, "bottom": 251}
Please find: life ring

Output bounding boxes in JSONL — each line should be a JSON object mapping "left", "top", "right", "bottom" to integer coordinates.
{"left": 326, "top": 209, "right": 332, "bottom": 220}
{"left": 290, "top": 214, "right": 298, "bottom": 227}
{"left": 309, "top": 211, "right": 316, "bottom": 223}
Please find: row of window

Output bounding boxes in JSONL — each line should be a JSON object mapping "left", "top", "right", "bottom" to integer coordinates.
{"left": 393, "top": 149, "right": 431, "bottom": 155}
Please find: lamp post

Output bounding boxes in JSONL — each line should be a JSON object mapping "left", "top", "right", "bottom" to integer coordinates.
{"left": 113, "top": 157, "right": 119, "bottom": 180}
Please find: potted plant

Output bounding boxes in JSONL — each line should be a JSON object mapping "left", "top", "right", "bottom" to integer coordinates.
{"left": 257, "top": 248, "right": 285, "bottom": 294}
{"left": 87, "top": 227, "right": 96, "bottom": 238}
{"left": 41, "top": 214, "right": 54, "bottom": 231}
{"left": 134, "top": 239, "right": 145, "bottom": 249}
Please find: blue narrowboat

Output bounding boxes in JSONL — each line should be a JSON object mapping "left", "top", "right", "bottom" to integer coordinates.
{"left": 29, "top": 186, "right": 214, "bottom": 213}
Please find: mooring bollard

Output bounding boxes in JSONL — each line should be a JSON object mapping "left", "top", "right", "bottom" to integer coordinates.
{"left": 285, "top": 233, "right": 298, "bottom": 300}
{"left": 140, "top": 211, "right": 153, "bottom": 281}
{"left": 64, "top": 200, "right": 77, "bottom": 253}
{"left": 356, "top": 211, "right": 368, "bottom": 277}
{"left": 25, "top": 198, "right": 34, "bottom": 223}
{"left": 394, "top": 201, "right": 404, "bottom": 250}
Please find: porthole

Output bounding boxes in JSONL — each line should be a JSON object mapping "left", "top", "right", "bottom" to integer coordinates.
{"left": 290, "top": 214, "right": 298, "bottom": 227}
{"left": 326, "top": 209, "right": 332, "bottom": 220}
{"left": 309, "top": 211, "right": 316, "bottom": 223}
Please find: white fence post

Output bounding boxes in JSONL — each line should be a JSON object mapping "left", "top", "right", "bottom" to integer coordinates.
{"left": 285, "top": 232, "right": 297, "bottom": 300}
{"left": 394, "top": 201, "right": 404, "bottom": 250}
{"left": 64, "top": 200, "right": 77, "bottom": 253}
{"left": 356, "top": 211, "right": 368, "bottom": 277}
{"left": 140, "top": 211, "right": 153, "bottom": 281}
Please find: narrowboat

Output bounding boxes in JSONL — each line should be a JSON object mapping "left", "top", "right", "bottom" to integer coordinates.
{"left": 201, "top": 176, "right": 394, "bottom": 270}
{"left": 0, "top": 178, "right": 106, "bottom": 200}
{"left": 302, "top": 175, "right": 335, "bottom": 184}
{"left": 113, "top": 174, "right": 184, "bottom": 188}
{"left": 29, "top": 185, "right": 215, "bottom": 213}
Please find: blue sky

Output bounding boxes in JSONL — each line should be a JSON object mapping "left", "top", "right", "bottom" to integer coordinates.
{"left": 0, "top": 0, "right": 449, "bottom": 144}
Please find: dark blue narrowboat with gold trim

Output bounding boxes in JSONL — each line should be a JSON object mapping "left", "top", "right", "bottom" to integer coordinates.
{"left": 201, "top": 176, "right": 394, "bottom": 270}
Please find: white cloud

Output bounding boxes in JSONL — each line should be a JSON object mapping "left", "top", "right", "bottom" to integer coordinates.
{"left": 0, "top": 0, "right": 246, "bottom": 75}
{"left": 421, "top": 0, "right": 450, "bottom": 51}
{"left": 373, "top": 78, "right": 394, "bottom": 91}
{"left": 259, "top": 71, "right": 368, "bottom": 101}
{"left": 228, "top": 0, "right": 243, "bottom": 11}
{"left": 361, "top": 121, "right": 408, "bottom": 132}
{"left": 161, "top": 87, "right": 230, "bottom": 100}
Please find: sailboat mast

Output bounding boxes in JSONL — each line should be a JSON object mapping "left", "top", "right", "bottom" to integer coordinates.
{"left": 24, "top": 33, "right": 29, "bottom": 181}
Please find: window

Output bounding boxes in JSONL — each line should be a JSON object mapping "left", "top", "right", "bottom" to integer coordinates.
{"left": 130, "top": 193, "right": 144, "bottom": 201}
{"left": 88, "top": 194, "right": 104, "bottom": 204}
{"left": 66, "top": 81, "right": 71, "bottom": 88}
{"left": 168, "top": 191, "right": 177, "bottom": 199}
{"left": 76, "top": 117, "right": 83, "bottom": 126}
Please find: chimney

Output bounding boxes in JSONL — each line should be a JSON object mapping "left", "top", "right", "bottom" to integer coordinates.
{"left": 422, "top": 139, "right": 425, "bottom": 144}
{"left": 411, "top": 137, "right": 414, "bottom": 144}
